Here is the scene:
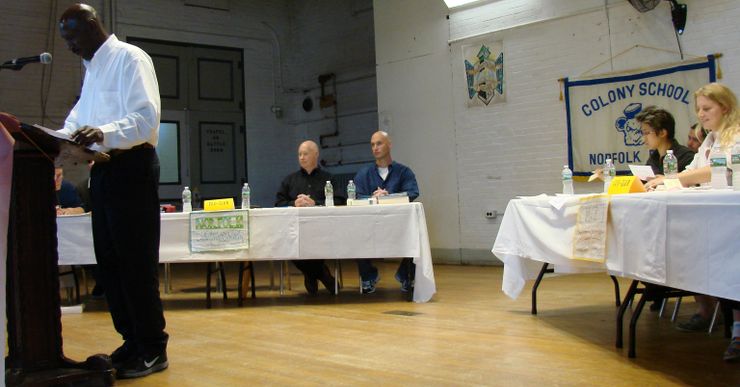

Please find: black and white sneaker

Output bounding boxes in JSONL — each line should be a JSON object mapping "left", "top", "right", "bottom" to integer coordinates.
{"left": 110, "top": 342, "right": 137, "bottom": 370}
{"left": 116, "top": 351, "right": 168, "bottom": 379}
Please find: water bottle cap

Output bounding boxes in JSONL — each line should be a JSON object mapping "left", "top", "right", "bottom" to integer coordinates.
{"left": 563, "top": 165, "right": 568, "bottom": 168}
{"left": 667, "top": 150, "right": 673, "bottom": 154}
{"left": 184, "top": 186, "right": 189, "bottom": 189}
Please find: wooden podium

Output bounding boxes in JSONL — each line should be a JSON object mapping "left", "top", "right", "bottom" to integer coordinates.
{"left": 3, "top": 114, "right": 114, "bottom": 386}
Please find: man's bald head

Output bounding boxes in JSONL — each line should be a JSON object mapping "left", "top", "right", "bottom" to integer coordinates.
{"left": 59, "top": 3, "right": 108, "bottom": 61}
{"left": 60, "top": 3, "right": 98, "bottom": 23}
{"left": 298, "top": 140, "right": 319, "bottom": 173}
{"left": 370, "top": 131, "right": 392, "bottom": 165}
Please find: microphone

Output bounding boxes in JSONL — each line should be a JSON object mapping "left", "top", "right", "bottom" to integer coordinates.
{"left": 1, "top": 52, "right": 53, "bottom": 70}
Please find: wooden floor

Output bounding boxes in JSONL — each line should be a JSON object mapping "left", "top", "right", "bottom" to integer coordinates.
{"left": 60, "top": 262, "right": 740, "bottom": 386}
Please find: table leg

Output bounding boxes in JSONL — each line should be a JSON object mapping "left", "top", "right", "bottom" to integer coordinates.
{"left": 269, "top": 261, "right": 275, "bottom": 290}
{"left": 616, "top": 280, "right": 640, "bottom": 348}
{"left": 279, "top": 261, "right": 285, "bottom": 295}
{"left": 405, "top": 258, "right": 414, "bottom": 302}
{"left": 628, "top": 292, "right": 648, "bottom": 358}
{"left": 610, "top": 275, "right": 621, "bottom": 307}
{"left": 164, "top": 263, "right": 171, "bottom": 294}
{"left": 219, "top": 262, "right": 227, "bottom": 301}
{"left": 531, "top": 262, "right": 553, "bottom": 315}
{"left": 334, "top": 260, "right": 339, "bottom": 295}
{"left": 238, "top": 262, "right": 244, "bottom": 307}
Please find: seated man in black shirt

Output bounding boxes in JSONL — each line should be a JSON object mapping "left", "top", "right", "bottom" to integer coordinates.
{"left": 635, "top": 106, "right": 695, "bottom": 176}
{"left": 275, "top": 140, "right": 337, "bottom": 295}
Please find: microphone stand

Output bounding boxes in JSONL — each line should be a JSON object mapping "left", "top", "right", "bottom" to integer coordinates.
{"left": 0, "top": 63, "right": 25, "bottom": 71}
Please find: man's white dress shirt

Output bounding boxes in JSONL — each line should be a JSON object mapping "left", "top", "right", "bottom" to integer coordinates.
{"left": 60, "top": 34, "right": 160, "bottom": 152}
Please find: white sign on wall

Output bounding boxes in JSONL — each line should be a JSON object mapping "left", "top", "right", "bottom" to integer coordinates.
{"left": 564, "top": 56, "right": 716, "bottom": 177}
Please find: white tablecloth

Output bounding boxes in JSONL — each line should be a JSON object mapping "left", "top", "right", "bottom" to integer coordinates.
{"left": 492, "top": 191, "right": 740, "bottom": 302}
{"left": 57, "top": 203, "right": 436, "bottom": 302}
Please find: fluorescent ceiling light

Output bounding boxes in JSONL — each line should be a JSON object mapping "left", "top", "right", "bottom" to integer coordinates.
{"left": 443, "top": 0, "right": 484, "bottom": 9}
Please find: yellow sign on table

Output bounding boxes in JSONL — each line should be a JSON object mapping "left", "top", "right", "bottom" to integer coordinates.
{"left": 607, "top": 176, "right": 646, "bottom": 194}
{"left": 204, "top": 198, "right": 235, "bottom": 211}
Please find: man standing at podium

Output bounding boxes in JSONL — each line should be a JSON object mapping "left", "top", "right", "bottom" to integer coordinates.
{"left": 58, "top": 3, "right": 168, "bottom": 379}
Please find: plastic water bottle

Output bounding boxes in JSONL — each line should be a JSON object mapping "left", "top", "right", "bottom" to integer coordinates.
{"left": 561, "top": 165, "right": 574, "bottom": 195}
{"left": 731, "top": 135, "right": 740, "bottom": 191}
{"left": 241, "top": 183, "right": 251, "bottom": 209}
{"left": 709, "top": 146, "right": 728, "bottom": 189}
{"left": 347, "top": 180, "right": 356, "bottom": 200}
{"left": 603, "top": 158, "right": 615, "bottom": 193}
{"left": 182, "top": 186, "right": 192, "bottom": 213}
{"left": 663, "top": 149, "right": 678, "bottom": 179}
{"left": 324, "top": 181, "right": 334, "bottom": 207}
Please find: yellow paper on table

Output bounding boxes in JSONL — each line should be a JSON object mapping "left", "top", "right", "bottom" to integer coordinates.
{"left": 607, "top": 176, "right": 646, "bottom": 194}
{"left": 204, "top": 198, "right": 235, "bottom": 211}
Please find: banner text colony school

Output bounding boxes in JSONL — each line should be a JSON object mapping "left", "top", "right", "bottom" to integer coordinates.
{"left": 580, "top": 81, "right": 691, "bottom": 117}
{"left": 578, "top": 80, "right": 690, "bottom": 168}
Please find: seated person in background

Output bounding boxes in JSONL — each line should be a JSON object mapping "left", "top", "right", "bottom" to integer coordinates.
{"left": 275, "top": 140, "right": 337, "bottom": 295}
{"left": 54, "top": 167, "right": 85, "bottom": 215}
{"left": 644, "top": 83, "right": 740, "bottom": 362}
{"left": 675, "top": 124, "right": 720, "bottom": 331}
{"left": 635, "top": 106, "right": 695, "bottom": 176}
{"left": 75, "top": 160, "right": 94, "bottom": 212}
{"left": 686, "top": 123, "right": 707, "bottom": 153}
{"left": 353, "top": 131, "right": 419, "bottom": 294}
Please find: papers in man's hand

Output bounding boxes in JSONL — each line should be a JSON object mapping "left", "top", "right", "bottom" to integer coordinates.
{"left": 32, "top": 124, "right": 73, "bottom": 141}
{"left": 22, "top": 123, "right": 110, "bottom": 164}
{"left": 628, "top": 164, "right": 655, "bottom": 181}
{"left": 58, "top": 140, "right": 110, "bottom": 164}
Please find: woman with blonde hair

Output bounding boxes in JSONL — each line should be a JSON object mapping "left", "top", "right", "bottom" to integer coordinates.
{"left": 645, "top": 83, "right": 740, "bottom": 362}
{"left": 648, "top": 82, "right": 740, "bottom": 187}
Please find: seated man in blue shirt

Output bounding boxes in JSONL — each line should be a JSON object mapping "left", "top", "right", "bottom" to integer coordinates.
{"left": 353, "top": 131, "right": 419, "bottom": 294}
{"left": 54, "top": 167, "right": 85, "bottom": 215}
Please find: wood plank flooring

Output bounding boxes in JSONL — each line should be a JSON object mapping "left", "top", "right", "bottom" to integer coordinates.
{"left": 60, "top": 262, "right": 740, "bottom": 386}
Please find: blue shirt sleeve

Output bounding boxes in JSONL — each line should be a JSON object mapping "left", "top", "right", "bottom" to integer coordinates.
{"left": 353, "top": 167, "right": 372, "bottom": 197}
{"left": 58, "top": 181, "right": 83, "bottom": 208}
{"left": 400, "top": 167, "right": 419, "bottom": 201}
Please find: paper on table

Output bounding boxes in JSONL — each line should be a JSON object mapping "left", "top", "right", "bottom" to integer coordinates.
{"left": 549, "top": 196, "right": 569, "bottom": 210}
{"left": 572, "top": 194, "right": 609, "bottom": 263}
{"left": 628, "top": 164, "right": 655, "bottom": 181}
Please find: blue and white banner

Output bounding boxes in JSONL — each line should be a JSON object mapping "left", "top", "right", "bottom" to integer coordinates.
{"left": 564, "top": 56, "right": 716, "bottom": 177}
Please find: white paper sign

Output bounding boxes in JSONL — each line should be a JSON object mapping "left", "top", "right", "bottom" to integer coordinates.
{"left": 572, "top": 195, "right": 610, "bottom": 262}
{"left": 190, "top": 210, "right": 249, "bottom": 252}
{"left": 628, "top": 164, "right": 655, "bottom": 181}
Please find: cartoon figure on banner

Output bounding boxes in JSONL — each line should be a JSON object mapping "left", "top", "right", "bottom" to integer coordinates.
{"left": 615, "top": 102, "right": 645, "bottom": 146}
{"left": 464, "top": 43, "right": 504, "bottom": 106}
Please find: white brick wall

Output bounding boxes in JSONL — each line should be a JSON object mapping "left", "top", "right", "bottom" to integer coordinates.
{"left": 377, "top": 0, "right": 740, "bottom": 264}
{"left": 0, "top": 0, "right": 377, "bottom": 206}
{"left": 285, "top": 0, "right": 378, "bottom": 178}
